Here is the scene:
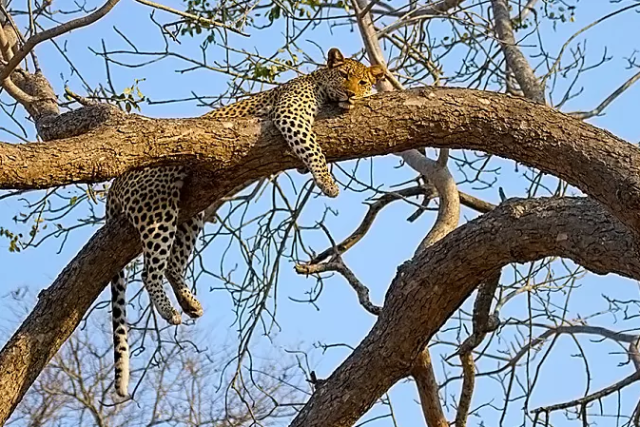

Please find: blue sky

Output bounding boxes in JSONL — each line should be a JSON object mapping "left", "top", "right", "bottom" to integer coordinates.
{"left": 1, "top": 0, "right": 640, "bottom": 425}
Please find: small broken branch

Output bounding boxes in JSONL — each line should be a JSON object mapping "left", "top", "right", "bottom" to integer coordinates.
{"left": 295, "top": 257, "right": 382, "bottom": 316}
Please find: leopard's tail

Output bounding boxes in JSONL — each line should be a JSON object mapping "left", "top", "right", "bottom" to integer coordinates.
{"left": 111, "top": 270, "right": 130, "bottom": 397}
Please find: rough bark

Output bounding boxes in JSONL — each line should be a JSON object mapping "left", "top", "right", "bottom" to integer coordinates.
{"left": 289, "top": 197, "right": 640, "bottom": 426}
{"left": 2, "top": 88, "right": 639, "bottom": 237}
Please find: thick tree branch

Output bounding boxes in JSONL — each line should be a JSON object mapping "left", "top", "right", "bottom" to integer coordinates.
{"left": 398, "top": 149, "right": 460, "bottom": 254}
{"left": 288, "top": 197, "right": 640, "bottom": 426}
{"left": 3, "top": 88, "right": 640, "bottom": 237}
{"left": 398, "top": 148, "right": 460, "bottom": 423}
{"left": 1, "top": 176, "right": 639, "bottom": 426}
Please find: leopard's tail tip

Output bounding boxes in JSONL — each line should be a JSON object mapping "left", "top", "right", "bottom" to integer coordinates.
{"left": 114, "top": 351, "right": 130, "bottom": 399}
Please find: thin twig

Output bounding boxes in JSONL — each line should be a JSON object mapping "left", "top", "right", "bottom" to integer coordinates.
{"left": 133, "top": 0, "right": 248, "bottom": 37}
{"left": 295, "top": 258, "right": 382, "bottom": 316}
{"left": 569, "top": 69, "right": 640, "bottom": 119}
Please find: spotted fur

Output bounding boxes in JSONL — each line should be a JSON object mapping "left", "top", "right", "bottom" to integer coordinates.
{"left": 107, "top": 48, "right": 384, "bottom": 397}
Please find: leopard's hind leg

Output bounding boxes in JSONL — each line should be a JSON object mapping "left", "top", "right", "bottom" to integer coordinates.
{"left": 118, "top": 167, "right": 185, "bottom": 325}
{"left": 165, "top": 213, "right": 204, "bottom": 318}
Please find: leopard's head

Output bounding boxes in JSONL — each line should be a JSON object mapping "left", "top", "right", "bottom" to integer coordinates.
{"left": 322, "top": 48, "right": 386, "bottom": 109}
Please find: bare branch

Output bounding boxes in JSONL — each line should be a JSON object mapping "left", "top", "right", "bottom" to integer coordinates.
{"left": 1, "top": 72, "right": 36, "bottom": 104}
{"left": 295, "top": 258, "right": 382, "bottom": 316}
{"left": 0, "top": 0, "right": 121, "bottom": 81}
{"left": 542, "top": 3, "right": 640, "bottom": 86}
{"left": 491, "top": 0, "right": 545, "bottom": 103}
{"left": 451, "top": 270, "right": 500, "bottom": 425}
{"left": 133, "top": 0, "right": 248, "bottom": 37}
{"left": 397, "top": 150, "right": 460, "bottom": 254}
{"left": 377, "top": 0, "right": 465, "bottom": 35}
{"left": 569, "top": 69, "right": 640, "bottom": 119}
{"left": 455, "top": 352, "right": 475, "bottom": 427}
{"left": 310, "top": 185, "right": 433, "bottom": 264}
{"left": 411, "top": 348, "right": 449, "bottom": 427}
{"left": 512, "top": 0, "right": 538, "bottom": 23}
{"left": 459, "top": 192, "right": 495, "bottom": 214}
{"left": 531, "top": 371, "right": 640, "bottom": 415}
{"left": 351, "top": 0, "right": 402, "bottom": 90}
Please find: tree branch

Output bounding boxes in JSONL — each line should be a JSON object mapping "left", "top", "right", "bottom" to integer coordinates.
{"left": 531, "top": 371, "right": 640, "bottom": 415}
{"left": 295, "top": 257, "right": 382, "bottom": 316}
{"left": 377, "top": 0, "right": 465, "bottom": 35}
{"left": 309, "top": 185, "right": 433, "bottom": 264}
{"left": 453, "top": 270, "right": 500, "bottom": 426}
{"left": 411, "top": 348, "right": 449, "bottom": 427}
{"left": 569, "top": 69, "right": 640, "bottom": 120}
{"left": 397, "top": 149, "right": 460, "bottom": 254}
{"left": 289, "top": 197, "right": 640, "bottom": 426}
{"left": 455, "top": 352, "right": 475, "bottom": 427}
{"left": 3, "top": 88, "right": 640, "bottom": 236}
{"left": 133, "top": 0, "right": 248, "bottom": 36}
{"left": 0, "top": 0, "right": 121, "bottom": 81}
{"left": 491, "top": 0, "right": 545, "bottom": 103}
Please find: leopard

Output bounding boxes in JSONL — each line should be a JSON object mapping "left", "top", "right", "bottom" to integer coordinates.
{"left": 106, "top": 47, "right": 385, "bottom": 398}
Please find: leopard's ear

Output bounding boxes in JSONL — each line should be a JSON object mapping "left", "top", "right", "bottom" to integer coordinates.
{"left": 327, "top": 48, "right": 346, "bottom": 69}
{"left": 369, "top": 65, "right": 386, "bottom": 82}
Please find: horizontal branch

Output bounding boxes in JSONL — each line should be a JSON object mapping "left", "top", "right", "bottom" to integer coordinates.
{"left": 2, "top": 87, "right": 640, "bottom": 236}
{"left": 532, "top": 371, "right": 640, "bottom": 414}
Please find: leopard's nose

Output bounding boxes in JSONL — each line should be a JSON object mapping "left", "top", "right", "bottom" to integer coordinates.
{"left": 346, "top": 89, "right": 356, "bottom": 98}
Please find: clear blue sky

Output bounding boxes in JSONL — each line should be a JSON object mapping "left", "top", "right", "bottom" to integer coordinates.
{"left": 1, "top": 1, "right": 639, "bottom": 425}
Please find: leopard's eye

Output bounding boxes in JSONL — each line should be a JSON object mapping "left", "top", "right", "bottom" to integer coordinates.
{"left": 359, "top": 80, "right": 368, "bottom": 86}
